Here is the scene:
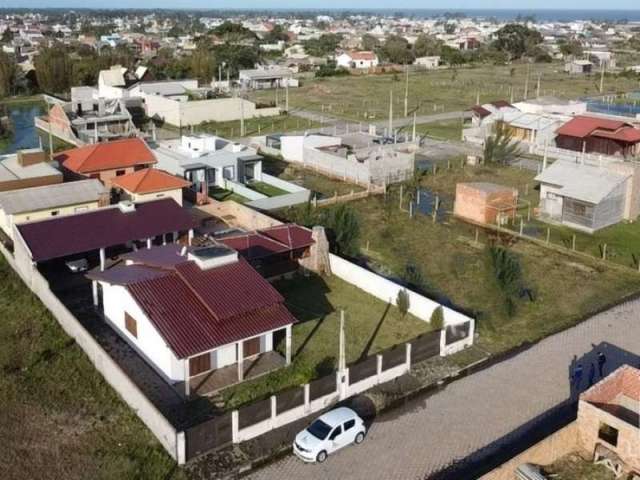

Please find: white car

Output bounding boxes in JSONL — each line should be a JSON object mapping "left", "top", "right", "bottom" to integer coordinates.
{"left": 293, "top": 407, "right": 366, "bottom": 463}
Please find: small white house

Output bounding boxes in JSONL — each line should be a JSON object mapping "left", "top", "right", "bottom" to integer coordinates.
{"left": 89, "top": 243, "right": 296, "bottom": 396}
{"left": 336, "top": 51, "right": 379, "bottom": 69}
{"left": 415, "top": 56, "right": 440, "bottom": 69}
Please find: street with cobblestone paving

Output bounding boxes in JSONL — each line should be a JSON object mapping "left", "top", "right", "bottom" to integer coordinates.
{"left": 246, "top": 299, "right": 640, "bottom": 480}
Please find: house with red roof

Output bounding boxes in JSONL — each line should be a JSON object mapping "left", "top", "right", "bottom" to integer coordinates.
{"left": 55, "top": 138, "right": 157, "bottom": 187}
{"left": 336, "top": 51, "right": 379, "bottom": 69}
{"left": 88, "top": 243, "right": 297, "bottom": 396}
{"left": 555, "top": 115, "right": 640, "bottom": 158}
{"left": 112, "top": 168, "right": 191, "bottom": 206}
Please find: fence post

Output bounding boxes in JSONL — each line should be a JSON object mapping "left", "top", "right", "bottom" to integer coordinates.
{"left": 546, "top": 228, "right": 550, "bottom": 244}
{"left": 376, "top": 354, "right": 383, "bottom": 383}
{"left": 602, "top": 243, "right": 607, "bottom": 260}
{"left": 232, "top": 410, "right": 239, "bottom": 443}
{"left": 303, "top": 384, "right": 310, "bottom": 413}
{"left": 405, "top": 343, "right": 412, "bottom": 372}
{"left": 270, "top": 395, "right": 277, "bottom": 429}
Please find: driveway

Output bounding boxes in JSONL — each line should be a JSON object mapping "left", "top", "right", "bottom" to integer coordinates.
{"left": 245, "top": 299, "right": 640, "bottom": 480}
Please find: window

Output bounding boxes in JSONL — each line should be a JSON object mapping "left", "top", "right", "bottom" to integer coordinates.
{"left": 50, "top": 210, "right": 59, "bottom": 217}
{"left": 189, "top": 352, "right": 211, "bottom": 376}
{"left": 116, "top": 170, "right": 126, "bottom": 176}
{"left": 124, "top": 312, "right": 137, "bottom": 338}
{"left": 155, "top": 193, "right": 165, "bottom": 198}
{"left": 329, "top": 426, "right": 342, "bottom": 440}
{"left": 243, "top": 337, "right": 261, "bottom": 358}
{"left": 223, "top": 166, "right": 235, "bottom": 180}
{"left": 598, "top": 423, "right": 619, "bottom": 447}
{"left": 74, "top": 206, "right": 89, "bottom": 213}
{"left": 344, "top": 419, "right": 355, "bottom": 431}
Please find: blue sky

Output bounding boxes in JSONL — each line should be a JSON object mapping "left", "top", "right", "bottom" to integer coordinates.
{"left": 4, "top": 1, "right": 640, "bottom": 10}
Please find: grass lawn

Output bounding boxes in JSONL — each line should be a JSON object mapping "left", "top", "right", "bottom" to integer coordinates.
{"left": 219, "top": 273, "right": 432, "bottom": 409}
{"left": 249, "top": 63, "right": 640, "bottom": 122}
{"left": 193, "top": 114, "right": 319, "bottom": 139}
{"left": 248, "top": 181, "right": 288, "bottom": 197}
{"left": 416, "top": 120, "right": 463, "bottom": 141}
{"left": 278, "top": 165, "right": 640, "bottom": 356}
{"left": 261, "top": 154, "right": 365, "bottom": 198}
{"left": 0, "top": 255, "right": 183, "bottom": 480}
{"left": 544, "top": 453, "right": 615, "bottom": 480}
{"left": 208, "top": 186, "right": 249, "bottom": 204}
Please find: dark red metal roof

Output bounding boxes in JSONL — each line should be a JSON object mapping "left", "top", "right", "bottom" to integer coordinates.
{"left": 259, "top": 224, "right": 314, "bottom": 250}
{"left": 17, "top": 199, "right": 197, "bottom": 262}
{"left": 125, "top": 257, "right": 296, "bottom": 358}
{"left": 470, "top": 105, "right": 491, "bottom": 118}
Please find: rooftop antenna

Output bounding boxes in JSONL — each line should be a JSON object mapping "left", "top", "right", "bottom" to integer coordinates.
{"left": 404, "top": 63, "right": 409, "bottom": 117}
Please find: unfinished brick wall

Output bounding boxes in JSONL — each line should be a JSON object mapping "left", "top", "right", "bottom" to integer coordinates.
{"left": 454, "top": 183, "right": 518, "bottom": 225}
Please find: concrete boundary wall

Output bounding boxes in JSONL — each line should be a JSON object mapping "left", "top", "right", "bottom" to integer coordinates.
{"left": 0, "top": 244, "right": 184, "bottom": 464}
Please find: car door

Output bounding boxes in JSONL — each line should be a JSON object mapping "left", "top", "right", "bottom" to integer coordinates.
{"left": 342, "top": 419, "right": 357, "bottom": 444}
{"left": 327, "top": 425, "right": 343, "bottom": 453}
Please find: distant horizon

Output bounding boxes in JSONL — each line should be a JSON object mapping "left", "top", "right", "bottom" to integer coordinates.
{"left": 2, "top": 6, "right": 640, "bottom": 11}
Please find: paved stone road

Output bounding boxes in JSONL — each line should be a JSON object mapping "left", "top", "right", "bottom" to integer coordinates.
{"left": 246, "top": 299, "right": 640, "bottom": 480}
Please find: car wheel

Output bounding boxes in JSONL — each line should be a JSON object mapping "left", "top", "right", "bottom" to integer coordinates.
{"left": 355, "top": 431, "right": 365, "bottom": 444}
{"left": 316, "top": 450, "right": 328, "bottom": 463}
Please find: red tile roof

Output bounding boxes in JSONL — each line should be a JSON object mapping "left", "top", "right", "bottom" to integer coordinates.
{"left": 56, "top": 138, "right": 157, "bottom": 174}
{"left": 260, "top": 224, "right": 314, "bottom": 250}
{"left": 348, "top": 50, "right": 377, "bottom": 60}
{"left": 556, "top": 115, "right": 640, "bottom": 143}
{"left": 122, "top": 257, "right": 296, "bottom": 358}
{"left": 471, "top": 105, "right": 491, "bottom": 118}
{"left": 112, "top": 168, "right": 191, "bottom": 194}
{"left": 17, "top": 199, "right": 197, "bottom": 262}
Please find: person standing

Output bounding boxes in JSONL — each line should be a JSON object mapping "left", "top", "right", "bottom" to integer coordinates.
{"left": 597, "top": 351, "right": 607, "bottom": 378}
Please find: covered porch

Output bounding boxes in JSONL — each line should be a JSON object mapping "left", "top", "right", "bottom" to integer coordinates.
{"left": 189, "top": 350, "right": 286, "bottom": 396}
{"left": 184, "top": 325, "right": 292, "bottom": 397}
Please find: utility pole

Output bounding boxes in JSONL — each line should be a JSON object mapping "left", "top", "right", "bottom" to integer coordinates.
{"left": 240, "top": 88, "right": 245, "bottom": 137}
{"left": 339, "top": 310, "right": 346, "bottom": 372}
{"left": 476, "top": 90, "right": 480, "bottom": 105}
{"left": 285, "top": 81, "right": 289, "bottom": 112}
{"left": 536, "top": 73, "right": 541, "bottom": 98}
{"left": 524, "top": 64, "right": 530, "bottom": 100}
{"left": 47, "top": 101, "right": 53, "bottom": 159}
{"left": 599, "top": 61, "right": 606, "bottom": 94}
{"left": 404, "top": 63, "right": 409, "bottom": 117}
{"left": 412, "top": 111, "right": 417, "bottom": 142}
{"left": 388, "top": 89, "right": 393, "bottom": 139}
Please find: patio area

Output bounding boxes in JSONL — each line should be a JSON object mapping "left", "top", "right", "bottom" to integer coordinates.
{"left": 189, "top": 351, "right": 286, "bottom": 397}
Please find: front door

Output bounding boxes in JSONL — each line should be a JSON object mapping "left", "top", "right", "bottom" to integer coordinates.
{"left": 243, "top": 337, "right": 261, "bottom": 358}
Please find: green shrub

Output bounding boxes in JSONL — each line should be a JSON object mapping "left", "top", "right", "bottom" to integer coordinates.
{"left": 430, "top": 306, "right": 444, "bottom": 330}
{"left": 396, "top": 289, "right": 410, "bottom": 317}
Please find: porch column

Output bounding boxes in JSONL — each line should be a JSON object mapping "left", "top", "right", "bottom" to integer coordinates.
{"left": 285, "top": 325, "right": 292, "bottom": 365}
{"left": 146, "top": 238, "right": 152, "bottom": 249}
{"left": 184, "top": 358, "right": 190, "bottom": 398}
{"left": 92, "top": 280, "right": 99, "bottom": 307}
{"left": 99, "top": 247, "right": 106, "bottom": 271}
{"left": 237, "top": 340, "right": 244, "bottom": 382}
{"left": 188, "top": 229, "right": 194, "bottom": 246}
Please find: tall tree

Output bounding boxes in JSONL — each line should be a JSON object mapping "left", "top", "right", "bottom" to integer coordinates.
{"left": 413, "top": 34, "right": 442, "bottom": 57}
{"left": 0, "top": 51, "right": 18, "bottom": 98}
{"left": 190, "top": 45, "right": 216, "bottom": 85}
{"left": 380, "top": 35, "right": 414, "bottom": 64}
{"left": 492, "top": 23, "right": 543, "bottom": 61}
{"left": 34, "top": 44, "right": 72, "bottom": 94}
{"left": 361, "top": 33, "right": 379, "bottom": 51}
{"left": 303, "top": 33, "right": 342, "bottom": 57}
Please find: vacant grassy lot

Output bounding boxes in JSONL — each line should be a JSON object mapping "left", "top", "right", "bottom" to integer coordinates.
{"left": 0, "top": 256, "right": 183, "bottom": 480}
{"left": 219, "top": 273, "right": 431, "bottom": 409}
{"left": 262, "top": 155, "right": 365, "bottom": 198}
{"left": 544, "top": 453, "right": 615, "bottom": 480}
{"left": 250, "top": 63, "right": 640, "bottom": 122}
{"left": 277, "top": 162, "right": 640, "bottom": 356}
{"left": 194, "top": 114, "right": 318, "bottom": 139}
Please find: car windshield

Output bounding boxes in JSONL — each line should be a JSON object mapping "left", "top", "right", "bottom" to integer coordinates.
{"left": 307, "top": 419, "right": 332, "bottom": 440}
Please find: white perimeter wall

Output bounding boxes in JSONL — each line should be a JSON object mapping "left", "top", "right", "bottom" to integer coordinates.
{"left": 329, "top": 254, "right": 474, "bottom": 354}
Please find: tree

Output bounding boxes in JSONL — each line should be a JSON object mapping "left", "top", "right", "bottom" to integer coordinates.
{"left": 483, "top": 122, "right": 520, "bottom": 165}
{"left": 190, "top": 45, "right": 216, "bottom": 85}
{"left": 430, "top": 306, "right": 444, "bottom": 330}
{"left": 396, "top": 289, "right": 410, "bottom": 318}
{"left": 212, "top": 21, "right": 256, "bottom": 42}
{"left": 488, "top": 246, "right": 524, "bottom": 316}
{"left": 34, "top": 44, "right": 72, "bottom": 94}
{"left": 380, "top": 35, "right": 414, "bottom": 64}
{"left": 1, "top": 28, "right": 14, "bottom": 44}
{"left": 263, "top": 24, "right": 289, "bottom": 43}
{"left": 361, "top": 33, "right": 379, "bottom": 52}
{"left": 413, "top": 34, "right": 442, "bottom": 57}
{"left": 303, "top": 33, "right": 342, "bottom": 57}
{"left": 214, "top": 43, "right": 260, "bottom": 75}
{"left": 492, "top": 23, "right": 543, "bottom": 61}
{"left": 0, "top": 51, "right": 18, "bottom": 98}
{"left": 402, "top": 260, "right": 426, "bottom": 292}
{"left": 558, "top": 38, "right": 583, "bottom": 58}
{"left": 327, "top": 204, "right": 360, "bottom": 257}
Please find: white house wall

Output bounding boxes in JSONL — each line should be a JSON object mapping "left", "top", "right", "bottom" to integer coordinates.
{"left": 101, "top": 283, "right": 183, "bottom": 383}
{"left": 129, "top": 189, "right": 183, "bottom": 206}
